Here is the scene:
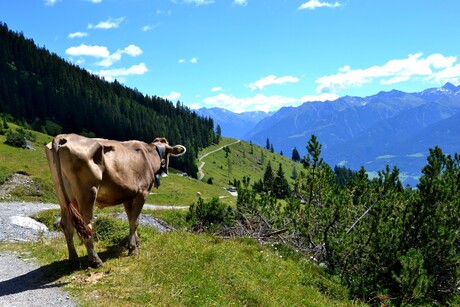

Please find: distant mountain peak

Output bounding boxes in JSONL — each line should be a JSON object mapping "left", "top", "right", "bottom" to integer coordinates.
{"left": 442, "top": 82, "right": 459, "bottom": 92}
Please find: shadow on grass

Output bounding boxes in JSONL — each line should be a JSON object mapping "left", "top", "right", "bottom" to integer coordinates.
{"left": 0, "top": 246, "right": 125, "bottom": 297}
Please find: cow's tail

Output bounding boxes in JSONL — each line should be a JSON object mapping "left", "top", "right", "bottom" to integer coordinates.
{"left": 51, "top": 138, "right": 92, "bottom": 239}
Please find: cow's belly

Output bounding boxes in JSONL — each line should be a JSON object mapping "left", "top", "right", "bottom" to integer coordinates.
{"left": 96, "top": 184, "right": 138, "bottom": 207}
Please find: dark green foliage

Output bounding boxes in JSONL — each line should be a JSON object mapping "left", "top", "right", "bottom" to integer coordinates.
{"left": 291, "top": 147, "right": 301, "bottom": 162}
{"left": 4, "top": 130, "right": 27, "bottom": 148}
{"left": 272, "top": 163, "right": 290, "bottom": 199}
{"left": 93, "top": 215, "right": 129, "bottom": 246}
{"left": 2, "top": 116, "right": 8, "bottom": 129}
{"left": 0, "top": 22, "right": 215, "bottom": 176}
{"left": 410, "top": 147, "right": 460, "bottom": 303}
{"left": 262, "top": 161, "right": 274, "bottom": 192}
{"left": 187, "top": 197, "right": 234, "bottom": 232}
{"left": 333, "top": 165, "right": 356, "bottom": 186}
{"left": 215, "top": 124, "right": 221, "bottom": 143}
{"left": 223, "top": 145, "right": 231, "bottom": 157}
{"left": 4, "top": 127, "right": 36, "bottom": 148}
{"left": 229, "top": 135, "right": 459, "bottom": 305}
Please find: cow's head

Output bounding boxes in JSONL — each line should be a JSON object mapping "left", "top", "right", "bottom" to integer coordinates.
{"left": 153, "top": 137, "right": 186, "bottom": 178}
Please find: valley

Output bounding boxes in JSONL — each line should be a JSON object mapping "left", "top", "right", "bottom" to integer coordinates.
{"left": 198, "top": 83, "right": 460, "bottom": 185}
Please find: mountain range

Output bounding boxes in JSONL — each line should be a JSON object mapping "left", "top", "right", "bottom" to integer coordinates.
{"left": 197, "top": 83, "right": 460, "bottom": 185}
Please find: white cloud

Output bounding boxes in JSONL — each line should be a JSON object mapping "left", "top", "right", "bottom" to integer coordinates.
{"left": 199, "top": 91, "right": 340, "bottom": 113}
{"left": 97, "top": 63, "right": 148, "bottom": 81}
{"left": 298, "top": 0, "right": 342, "bottom": 10}
{"left": 87, "top": 0, "right": 102, "bottom": 3}
{"left": 66, "top": 44, "right": 110, "bottom": 58}
{"left": 162, "top": 91, "right": 182, "bottom": 101}
{"left": 315, "top": 53, "right": 459, "bottom": 93}
{"left": 141, "top": 25, "right": 152, "bottom": 32}
{"left": 234, "top": 0, "right": 247, "bottom": 6}
{"left": 338, "top": 65, "right": 350, "bottom": 73}
{"left": 179, "top": 57, "right": 199, "bottom": 64}
{"left": 211, "top": 87, "right": 223, "bottom": 92}
{"left": 432, "top": 64, "right": 460, "bottom": 85}
{"left": 67, "top": 44, "right": 143, "bottom": 68}
{"left": 248, "top": 75, "right": 300, "bottom": 91}
{"left": 96, "top": 53, "right": 122, "bottom": 67}
{"left": 68, "top": 32, "right": 88, "bottom": 39}
{"left": 202, "top": 93, "right": 300, "bottom": 113}
{"left": 184, "top": 0, "right": 214, "bottom": 6}
{"left": 44, "top": 0, "right": 61, "bottom": 6}
{"left": 300, "top": 93, "right": 339, "bottom": 102}
{"left": 121, "top": 44, "right": 143, "bottom": 57}
{"left": 88, "top": 17, "right": 125, "bottom": 30}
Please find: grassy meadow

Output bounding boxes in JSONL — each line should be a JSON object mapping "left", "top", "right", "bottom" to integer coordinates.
{"left": 199, "top": 137, "right": 301, "bottom": 188}
{"left": 2, "top": 218, "right": 358, "bottom": 306}
{"left": 0, "top": 124, "right": 364, "bottom": 306}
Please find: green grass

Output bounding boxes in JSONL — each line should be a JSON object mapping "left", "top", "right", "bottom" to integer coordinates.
{"left": 146, "top": 172, "right": 236, "bottom": 207}
{"left": 1, "top": 217, "right": 360, "bottom": 306}
{"left": 0, "top": 124, "right": 56, "bottom": 202}
{"left": 199, "top": 137, "right": 301, "bottom": 188}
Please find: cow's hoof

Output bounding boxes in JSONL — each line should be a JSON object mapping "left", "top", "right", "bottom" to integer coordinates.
{"left": 89, "top": 260, "right": 103, "bottom": 268}
{"left": 128, "top": 248, "right": 139, "bottom": 256}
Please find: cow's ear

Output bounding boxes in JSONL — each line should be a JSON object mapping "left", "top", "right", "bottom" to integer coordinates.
{"left": 167, "top": 145, "right": 186, "bottom": 156}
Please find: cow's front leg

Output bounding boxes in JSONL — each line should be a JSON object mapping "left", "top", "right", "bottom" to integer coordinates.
{"left": 124, "top": 197, "right": 145, "bottom": 255}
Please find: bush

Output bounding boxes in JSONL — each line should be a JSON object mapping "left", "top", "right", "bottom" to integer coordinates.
{"left": 93, "top": 216, "right": 129, "bottom": 245}
{"left": 186, "top": 197, "right": 234, "bottom": 232}
{"left": 4, "top": 128, "right": 36, "bottom": 148}
{"left": 5, "top": 130, "right": 27, "bottom": 148}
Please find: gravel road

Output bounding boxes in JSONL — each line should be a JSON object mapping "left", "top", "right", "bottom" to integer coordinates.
{"left": 0, "top": 202, "right": 76, "bottom": 306}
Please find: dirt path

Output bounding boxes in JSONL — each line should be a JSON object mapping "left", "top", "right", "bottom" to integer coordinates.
{"left": 197, "top": 139, "right": 240, "bottom": 181}
{"left": 0, "top": 202, "right": 76, "bottom": 306}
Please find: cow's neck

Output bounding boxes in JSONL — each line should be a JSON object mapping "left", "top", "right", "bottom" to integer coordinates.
{"left": 153, "top": 144, "right": 167, "bottom": 188}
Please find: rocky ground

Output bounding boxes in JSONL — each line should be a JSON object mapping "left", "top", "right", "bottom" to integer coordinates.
{"left": 0, "top": 200, "right": 77, "bottom": 306}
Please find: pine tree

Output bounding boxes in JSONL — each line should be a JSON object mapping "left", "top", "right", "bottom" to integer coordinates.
{"left": 291, "top": 147, "right": 301, "bottom": 162}
{"left": 215, "top": 124, "right": 221, "bottom": 144}
{"left": 408, "top": 147, "right": 460, "bottom": 302}
{"left": 273, "top": 163, "right": 290, "bottom": 198}
{"left": 263, "top": 161, "right": 274, "bottom": 192}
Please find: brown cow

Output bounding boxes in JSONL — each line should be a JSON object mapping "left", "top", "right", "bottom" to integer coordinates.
{"left": 45, "top": 134, "right": 186, "bottom": 268}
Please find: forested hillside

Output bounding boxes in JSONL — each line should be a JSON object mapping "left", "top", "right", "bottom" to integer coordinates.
{"left": 0, "top": 22, "right": 216, "bottom": 176}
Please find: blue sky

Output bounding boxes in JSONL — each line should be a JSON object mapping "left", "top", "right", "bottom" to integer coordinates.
{"left": 1, "top": 0, "right": 459, "bottom": 113}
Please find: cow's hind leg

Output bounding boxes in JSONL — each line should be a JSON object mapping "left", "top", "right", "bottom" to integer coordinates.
{"left": 77, "top": 188, "right": 103, "bottom": 268}
{"left": 124, "top": 197, "right": 145, "bottom": 255}
{"left": 60, "top": 207, "right": 80, "bottom": 267}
